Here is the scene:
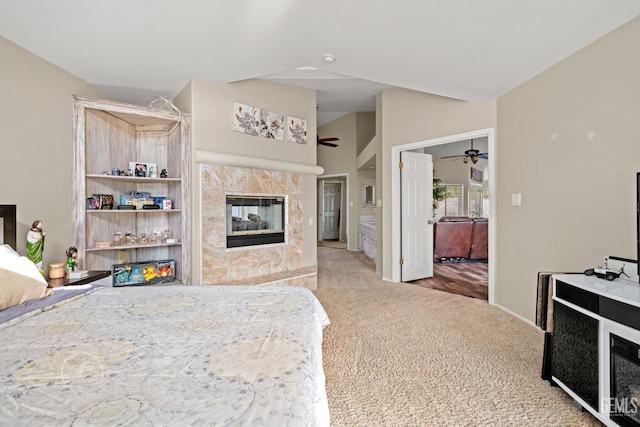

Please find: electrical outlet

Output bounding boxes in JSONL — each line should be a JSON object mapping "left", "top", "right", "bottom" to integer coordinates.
{"left": 118, "top": 249, "right": 129, "bottom": 264}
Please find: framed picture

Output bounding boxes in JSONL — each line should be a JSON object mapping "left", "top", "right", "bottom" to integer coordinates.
{"left": 87, "top": 197, "right": 100, "bottom": 210}
{"left": 287, "top": 116, "right": 307, "bottom": 143}
{"left": 260, "top": 109, "right": 284, "bottom": 140}
{"left": 129, "top": 162, "right": 157, "bottom": 178}
{"left": 470, "top": 167, "right": 483, "bottom": 183}
{"left": 233, "top": 102, "right": 260, "bottom": 136}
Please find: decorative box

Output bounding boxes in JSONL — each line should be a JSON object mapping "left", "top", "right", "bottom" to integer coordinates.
{"left": 112, "top": 259, "right": 176, "bottom": 287}
{"left": 119, "top": 194, "right": 154, "bottom": 209}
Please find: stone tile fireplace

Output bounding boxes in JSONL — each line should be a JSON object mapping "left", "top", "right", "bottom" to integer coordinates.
{"left": 200, "top": 164, "right": 316, "bottom": 288}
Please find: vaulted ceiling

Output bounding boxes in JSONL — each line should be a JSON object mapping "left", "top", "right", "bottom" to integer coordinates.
{"left": 2, "top": 1, "right": 639, "bottom": 125}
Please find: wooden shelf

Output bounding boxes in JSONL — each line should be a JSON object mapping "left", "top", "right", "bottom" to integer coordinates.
{"left": 86, "top": 174, "right": 181, "bottom": 184}
{"left": 86, "top": 242, "right": 182, "bottom": 252}
{"left": 86, "top": 209, "right": 182, "bottom": 214}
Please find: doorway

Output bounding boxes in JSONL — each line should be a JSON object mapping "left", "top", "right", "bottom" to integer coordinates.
{"left": 318, "top": 175, "right": 348, "bottom": 249}
{"left": 322, "top": 182, "right": 341, "bottom": 240}
{"left": 391, "top": 128, "right": 496, "bottom": 304}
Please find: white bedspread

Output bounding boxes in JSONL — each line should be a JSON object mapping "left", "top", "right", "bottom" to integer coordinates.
{"left": 0, "top": 285, "right": 330, "bottom": 426}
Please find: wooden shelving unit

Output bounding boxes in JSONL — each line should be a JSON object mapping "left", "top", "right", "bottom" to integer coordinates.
{"left": 72, "top": 96, "right": 191, "bottom": 284}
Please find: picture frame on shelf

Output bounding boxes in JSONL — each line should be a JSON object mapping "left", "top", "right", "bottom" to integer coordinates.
{"left": 87, "top": 197, "right": 100, "bottom": 210}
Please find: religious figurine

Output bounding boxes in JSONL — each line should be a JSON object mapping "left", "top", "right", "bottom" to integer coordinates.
{"left": 66, "top": 246, "right": 78, "bottom": 272}
{"left": 26, "top": 220, "right": 46, "bottom": 274}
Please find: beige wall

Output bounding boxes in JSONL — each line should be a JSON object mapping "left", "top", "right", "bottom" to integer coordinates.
{"left": 174, "top": 79, "right": 319, "bottom": 282}
{"left": 356, "top": 112, "right": 376, "bottom": 156}
{"left": 496, "top": 16, "right": 640, "bottom": 322}
{"left": 379, "top": 88, "right": 497, "bottom": 281}
{"left": 318, "top": 113, "right": 358, "bottom": 249}
{"left": 0, "top": 36, "right": 108, "bottom": 269}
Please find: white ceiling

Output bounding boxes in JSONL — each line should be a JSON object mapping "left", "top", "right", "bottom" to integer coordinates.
{"left": 2, "top": 1, "right": 639, "bottom": 126}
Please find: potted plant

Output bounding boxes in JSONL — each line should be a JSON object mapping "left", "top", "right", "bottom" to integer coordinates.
{"left": 432, "top": 178, "right": 447, "bottom": 216}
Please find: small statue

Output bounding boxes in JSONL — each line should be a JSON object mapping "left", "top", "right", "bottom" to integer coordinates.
{"left": 26, "top": 220, "right": 46, "bottom": 274}
{"left": 160, "top": 168, "right": 168, "bottom": 178}
{"left": 66, "top": 246, "right": 78, "bottom": 272}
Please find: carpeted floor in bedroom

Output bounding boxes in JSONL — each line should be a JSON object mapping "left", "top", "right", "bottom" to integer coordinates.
{"left": 313, "top": 246, "right": 601, "bottom": 427}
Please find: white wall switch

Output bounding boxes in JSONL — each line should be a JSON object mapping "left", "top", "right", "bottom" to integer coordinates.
{"left": 308, "top": 217, "right": 313, "bottom": 226}
{"left": 511, "top": 193, "right": 522, "bottom": 206}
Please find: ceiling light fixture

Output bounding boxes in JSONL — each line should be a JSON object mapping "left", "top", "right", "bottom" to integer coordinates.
{"left": 323, "top": 54, "right": 336, "bottom": 63}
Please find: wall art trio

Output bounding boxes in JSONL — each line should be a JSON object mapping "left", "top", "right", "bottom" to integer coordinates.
{"left": 232, "top": 102, "right": 306, "bottom": 144}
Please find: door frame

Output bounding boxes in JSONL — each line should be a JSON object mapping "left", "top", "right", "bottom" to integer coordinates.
{"left": 318, "top": 173, "right": 349, "bottom": 246}
{"left": 391, "top": 128, "right": 496, "bottom": 304}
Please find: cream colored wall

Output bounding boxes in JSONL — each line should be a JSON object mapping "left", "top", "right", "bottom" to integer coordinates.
{"left": 318, "top": 113, "right": 359, "bottom": 249}
{"left": 496, "top": 16, "right": 640, "bottom": 322}
{"left": 378, "top": 88, "right": 497, "bottom": 281}
{"left": 356, "top": 112, "right": 376, "bottom": 156}
{"left": 174, "top": 79, "right": 319, "bottom": 282}
{"left": 0, "top": 36, "right": 109, "bottom": 270}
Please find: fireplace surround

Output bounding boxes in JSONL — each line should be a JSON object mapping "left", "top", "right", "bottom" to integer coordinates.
{"left": 199, "top": 163, "right": 308, "bottom": 286}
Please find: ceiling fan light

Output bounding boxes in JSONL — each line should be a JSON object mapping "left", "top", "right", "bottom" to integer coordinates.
{"left": 472, "top": 155, "right": 479, "bottom": 163}
{"left": 463, "top": 157, "right": 469, "bottom": 164}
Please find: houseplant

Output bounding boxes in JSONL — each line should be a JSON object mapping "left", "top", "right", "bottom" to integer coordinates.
{"left": 432, "top": 178, "right": 447, "bottom": 216}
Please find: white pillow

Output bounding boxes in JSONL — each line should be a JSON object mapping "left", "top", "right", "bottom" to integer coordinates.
{"left": 0, "top": 244, "right": 19, "bottom": 257}
{"left": 0, "top": 246, "right": 47, "bottom": 285}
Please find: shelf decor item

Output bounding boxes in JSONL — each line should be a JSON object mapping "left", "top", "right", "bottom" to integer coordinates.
{"left": 129, "top": 162, "right": 157, "bottom": 178}
{"left": 112, "top": 259, "right": 176, "bottom": 287}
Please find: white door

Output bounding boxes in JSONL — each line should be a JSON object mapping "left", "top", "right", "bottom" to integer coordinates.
{"left": 323, "top": 182, "right": 341, "bottom": 240}
{"left": 401, "top": 151, "right": 434, "bottom": 281}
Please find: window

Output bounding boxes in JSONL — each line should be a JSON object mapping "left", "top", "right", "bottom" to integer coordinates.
{"left": 469, "top": 183, "right": 489, "bottom": 218}
{"left": 434, "top": 184, "right": 463, "bottom": 218}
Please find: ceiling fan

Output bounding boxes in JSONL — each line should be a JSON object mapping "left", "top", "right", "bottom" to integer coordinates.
{"left": 317, "top": 135, "right": 339, "bottom": 148}
{"left": 441, "top": 139, "right": 488, "bottom": 164}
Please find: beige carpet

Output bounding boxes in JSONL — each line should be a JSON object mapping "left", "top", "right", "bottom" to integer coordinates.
{"left": 313, "top": 247, "right": 602, "bottom": 427}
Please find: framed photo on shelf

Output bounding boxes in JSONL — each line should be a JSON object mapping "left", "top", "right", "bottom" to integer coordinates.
{"left": 129, "top": 162, "right": 157, "bottom": 178}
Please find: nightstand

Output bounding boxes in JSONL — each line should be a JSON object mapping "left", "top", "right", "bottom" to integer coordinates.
{"left": 46, "top": 270, "right": 111, "bottom": 288}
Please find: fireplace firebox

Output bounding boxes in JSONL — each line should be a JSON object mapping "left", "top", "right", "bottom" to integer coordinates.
{"left": 226, "top": 195, "right": 285, "bottom": 248}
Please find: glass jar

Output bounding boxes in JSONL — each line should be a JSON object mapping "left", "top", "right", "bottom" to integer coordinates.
{"left": 125, "top": 231, "right": 136, "bottom": 245}
{"left": 163, "top": 230, "right": 172, "bottom": 241}
{"left": 138, "top": 233, "right": 148, "bottom": 245}
{"left": 149, "top": 231, "right": 159, "bottom": 244}
{"left": 113, "top": 231, "right": 123, "bottom": 246}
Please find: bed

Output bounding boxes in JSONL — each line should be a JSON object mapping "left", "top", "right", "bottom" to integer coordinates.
{"left": 0, "top": 207, "right": 331, "bottom": 426}
{"left": 0, "top": 284, "right": 330, "bottom": 426}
